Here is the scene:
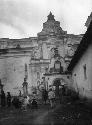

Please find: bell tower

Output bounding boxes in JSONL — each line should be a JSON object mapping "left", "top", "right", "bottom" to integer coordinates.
{"left": 47, "top": 11, "right": 55, "bottom": 21}
{"left": 37, "top": 12, "right": 67, "bottom": 39}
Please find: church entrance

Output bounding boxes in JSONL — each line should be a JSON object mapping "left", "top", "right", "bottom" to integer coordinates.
{"left": 53, "top": 78, "right": 67, "bottom": 98}
{"left": 53, "top": 78, "right": 61, "bottom": 97}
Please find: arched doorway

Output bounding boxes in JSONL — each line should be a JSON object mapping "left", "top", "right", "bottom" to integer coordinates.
{"left": 53, "top": 78, "right": 67, "bottom": 97}
{"left": 53, "top": 78, "right": 61, "bottom": 97}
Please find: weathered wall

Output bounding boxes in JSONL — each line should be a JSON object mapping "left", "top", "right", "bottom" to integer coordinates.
{"left": 0, "top": 55, "right": 31, "bottom": 95}
{"left": 0, "top": 12, "right": 82, "bottom": 97}
{"left": 72, "top": 44, "right": 92, "bottom": 99}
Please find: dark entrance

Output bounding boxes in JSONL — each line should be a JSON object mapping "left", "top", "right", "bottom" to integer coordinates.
{"left": 53, "top": 78, "right": 61, "bottom": 97}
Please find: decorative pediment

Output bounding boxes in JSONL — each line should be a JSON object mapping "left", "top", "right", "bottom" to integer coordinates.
{"left": 37, "top": 12, "right": 67, "bottom": 39}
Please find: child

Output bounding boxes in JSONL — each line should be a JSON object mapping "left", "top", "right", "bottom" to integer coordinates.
{"left": 31, "top": 92, "right": 38, "bottom": 109}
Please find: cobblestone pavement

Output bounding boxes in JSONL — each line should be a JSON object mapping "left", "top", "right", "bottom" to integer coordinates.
{"left": 0, "top": 97, "right": 92, "bottom": 125}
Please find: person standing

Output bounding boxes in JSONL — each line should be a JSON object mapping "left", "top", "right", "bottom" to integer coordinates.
{"left": 48, "top": 88, "right": 55, "bottom": 108}
{"left": 42, "top": 88, "right": 48, "bottom": 104}
{"left": 12, "top": 96, "right": 21, "bottom": 109}
{"left": 59, "top": 87, "right": 63, "bottom": 104}
{"left": 22, "top": 78, "right": 28, "bottom": 96}
{"left": 1, "top": 90, "right": 6, "bottom": 107}
{"left": 22, "top": 96, "right": 30, "bottom": 111}
{"left": 7, "top": 92, "right": 11, "bottom": 107}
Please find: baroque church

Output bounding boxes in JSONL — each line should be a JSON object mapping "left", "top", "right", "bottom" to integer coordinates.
{"left": 0, "top": 12, "right": 83, "bottom": 95}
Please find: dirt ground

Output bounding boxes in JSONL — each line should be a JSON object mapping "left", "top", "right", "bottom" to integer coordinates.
{"left": 0, "top": 97, "right": 92, "bottom": 125}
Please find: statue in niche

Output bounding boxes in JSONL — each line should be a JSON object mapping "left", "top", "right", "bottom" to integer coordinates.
{"left": 50, "top": 47, "right": 55, "bottom": 58}
{"left": 50, "top": 47, "right": 60, "bottom": 59}
{"left": 37, "top": 72, "right": 40, "bottom": 79}
{"left": 33, "top": 47, "right": 41, "bottom": 59}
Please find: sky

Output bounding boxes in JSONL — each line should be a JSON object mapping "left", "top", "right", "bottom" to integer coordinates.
{"left": 0, "top": 0, "right": 92, "bottom": 39}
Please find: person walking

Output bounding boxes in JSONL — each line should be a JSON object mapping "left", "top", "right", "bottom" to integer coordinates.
{"left": 7, "top": 92, "right": 11, "bottom": 107}
{"left": 48, "top": 88, "right": 55, "bottom": 108}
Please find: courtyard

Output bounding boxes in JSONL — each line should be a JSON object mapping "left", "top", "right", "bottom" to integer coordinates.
{"left": 0, "top": 97, "right": 92, "bottom": 125}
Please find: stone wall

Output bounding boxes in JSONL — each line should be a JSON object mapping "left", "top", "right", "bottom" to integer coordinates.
{"left": 0, "top": 12, "right": 82, "bottom": 96}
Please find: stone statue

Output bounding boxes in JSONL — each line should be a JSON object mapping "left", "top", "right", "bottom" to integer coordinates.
{"left": 22, "top": 78, "right": 28, "bottom": 96}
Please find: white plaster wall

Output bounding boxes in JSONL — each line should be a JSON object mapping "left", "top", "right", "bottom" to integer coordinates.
{"left": 72, "top": 44, "right": 92, "bottom": 99}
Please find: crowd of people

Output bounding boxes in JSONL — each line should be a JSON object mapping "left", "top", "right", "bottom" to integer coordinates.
{"left": 0, "top": 85, "right": 67, "bottom": 110}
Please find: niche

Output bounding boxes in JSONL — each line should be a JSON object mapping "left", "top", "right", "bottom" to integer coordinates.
{"left": 37, "top": 72, "right": 40, "bottom": 79}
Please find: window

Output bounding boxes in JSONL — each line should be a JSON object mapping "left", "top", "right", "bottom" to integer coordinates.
{"left": 74, "top": 74, "right": 76, "bottom": 76}
{"left": 67, "top": 76, "right": 70, "bottom": 79}
{"left": 83, "top": 64, "right": 87, "bottom": 79}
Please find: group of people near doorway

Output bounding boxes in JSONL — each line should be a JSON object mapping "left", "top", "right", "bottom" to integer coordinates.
{"left": 41, "top": 87, "right": 56, "bottom": 108}
{"left": 21, "top": 88, "right": 56, "bottom": 110}
{"left": 0, "top": 85, "right": 66, "bottom": 110}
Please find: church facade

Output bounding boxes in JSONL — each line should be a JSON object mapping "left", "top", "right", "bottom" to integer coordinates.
{"left": 0, "top": 12, "right": 82, "bottom": 95}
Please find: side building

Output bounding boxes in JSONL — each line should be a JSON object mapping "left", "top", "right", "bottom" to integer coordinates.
{"left": 0, "top": 12, "right": 82, "bottom": 95}
{"left": 68, "top": 20, "right": 92, "bottom": 101}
